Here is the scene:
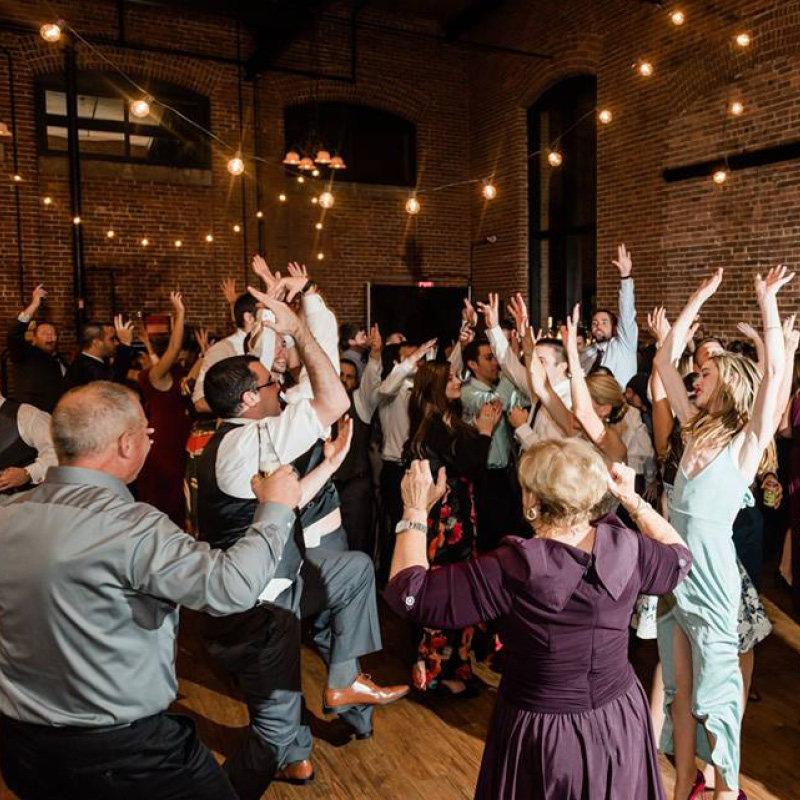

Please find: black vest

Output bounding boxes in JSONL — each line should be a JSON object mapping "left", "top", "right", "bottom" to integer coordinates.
{"left": 0, "top": 400, "right": 37, "bottom": 475}
{"left": 294, "top": 438, "right": 341, "bottom": 530}
{"left": 334, "top": 399, "right": 371, "bottom": 484}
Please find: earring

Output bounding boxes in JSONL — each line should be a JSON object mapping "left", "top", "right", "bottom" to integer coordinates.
{"left": 525, "top": 507, "right": 538, "bottom": 522}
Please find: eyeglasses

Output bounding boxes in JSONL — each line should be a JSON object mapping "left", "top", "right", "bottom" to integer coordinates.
{"left": 254, "top": 378, "right": 277, "bottom": 391}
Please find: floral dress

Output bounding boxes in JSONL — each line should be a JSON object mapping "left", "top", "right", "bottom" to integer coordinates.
{"left": 404, "top": 417, "right": 491, "bottom": 690}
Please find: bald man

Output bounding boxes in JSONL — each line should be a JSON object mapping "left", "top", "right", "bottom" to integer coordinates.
{"left": 0, "top": 381, "right": 301, "bottom": 800}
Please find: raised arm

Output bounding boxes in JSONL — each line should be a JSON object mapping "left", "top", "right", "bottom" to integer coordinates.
{"left": 737, "top": 321, "right": 765, "bottom": 372}
{"left": 735, "top": 266, "right": 795, "bottom": 480}
{"left": 653, "top": 269, "right": 723, "bottom": 424}
{"left": 613, "top": 244, "right": 638, "bottom": 351}
{"left": 377, "top": 339, "right": 435, "bottom": 399}
{"left": 9, "top": 285, "right": 48, "bottom": 363}
{"left": 773, "top": 315, "right": 798, "bottom": 435}
{"left": 147, "top": 292, "right": 186, "bottom": 389}
{"left": 353, "top": 325, "right": 383, "bottom": 422}
{"left": 523, "top": 327, "right": 574, "bottom": 436}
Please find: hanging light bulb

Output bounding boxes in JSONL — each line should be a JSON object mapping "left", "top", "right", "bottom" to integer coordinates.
{"left": 670, "top": 10, "right": 685, "bottom": 26}
{"left": 227, "top": 156, "right": 245, "bottom": 176}
{"left": 315, "top": 222, "right": 323, "bottom": 230}
{"left": 314, "top": 149, "right": 331, "bottom": 165}
{"left": 329, "top": 156, "right": 346, "bottom": 170}
{"left": 233, "top": 224, "right": 241, "bottom": 233}
{"left": 42, "top": 196, "right": 52, "bottom": 205}
{"left": 405, "top": 195, "right": 420, "bottom": 215}
{"left": 106, "top": 229, "right": 115, "bottom": 239}
{"left": 279, "top": 193, "right": 287, "bottom": 202}
{"left": 730, "top": 100, "right": 744, "bottom": 117}
{"left": 283, "top": 150, "right": 300, "bottom": 166}
{"left": 298, "top": 157, "right": 315, "bottom": 172}
{"left": 174, "top": 239, "right": 182, "bottom": 248}
{"left": 205, "top": 233, "right": 214, "bottom": 242}
{"left": 40, "top": 22, "right": 63, "bottom": 43}
{"left": 319, "top": 191, "right": 335, "bottom": 209}
{"left": 13, "top": 174, "right": 22, "bottom": 182}
{"left": 312, "top": 168, "right": 320, "bottom": 177}
{"left": 482, "top": 182, "right": 497, "bottom": 200}
{"left": 548, "top": 150, "right": 563, "bottom": 167}
{"left": 141, "top": 237, "right": 149, "bottom": 246}
{"left": 72, "top": 216, "right": 81, "bottom": 225}
{"left": 735, "top": 32, "right": 751, "bottom": 47}
{"left": 713, "top": 169, "right": 728, "bottom": 184}
{"left": 316, "top": 252, "right": 325, "bottom": 261}
{"left": 598, "top": 109, "right": 613, "bottom": 124}
{"left": 297, "top": 176, "right": 305, "bottom": 184}
{"left": 311, "top": 197, "right": 319, "bottom": 205}
{"left": 636, "top": 60, "right": 654, "bottom": 77}
{"left": 256, "top": 210, "right": 264, "bottom": 219}
{"left": 0, "top": 122, "right": 12, "bottom": 138}
{"left": 129, "top": 98, "right": 151, "bottom": 119}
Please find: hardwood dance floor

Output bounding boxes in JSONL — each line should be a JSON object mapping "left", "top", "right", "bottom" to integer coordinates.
{"left": 2, "top": 577, "right": 799, "bottom": 800}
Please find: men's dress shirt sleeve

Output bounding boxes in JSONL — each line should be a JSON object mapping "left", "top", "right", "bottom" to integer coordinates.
{"left": 616, "top": 279, "right": 638, "bottom": 353}
{"left": 8, "top": 319, "right": 30, "bottom": 364}
{"left": 514, "top": 421, "right": 537, "bottom": 452}
{"left": 126, "top": 501, "right": 296, "bottom": 615}
{"left": 378, "top": 359, "right": 414, "bottom": 399}
{"left": 16, "top": 404, "right": 57, "bottom": 484}
{"left": 354, "top": 356, "right": 382, "bottom": 422}
{"left": 448, "top": 341, "right": 463, "bottom": 376}
{"left": 486, "top": 325, "right": 530, "bottom": 399}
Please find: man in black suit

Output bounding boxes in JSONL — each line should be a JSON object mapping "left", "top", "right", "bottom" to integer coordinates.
{"left": 64, "top": 316, "right": 134, "bottom": 389}
{"left": 7, "top": 285, "right": 68, "bottom": 412}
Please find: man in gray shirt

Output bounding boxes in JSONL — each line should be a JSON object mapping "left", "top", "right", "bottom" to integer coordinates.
{"left": 0, "top": 381, "right": 301, "bottom": 800}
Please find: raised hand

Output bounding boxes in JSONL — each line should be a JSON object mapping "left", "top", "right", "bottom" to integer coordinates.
{"left": 462, "top": 298, "right": 478, "bottom": 329}
{"left": 252, "top": 255, "right": 280, "bottom": 291}
{"left": 194, "top": 328, "right": 210, "bottom": 354}
{"left": 692, "top": 268, "right": 724, "bottom": 305}
{"left": 323, "top": 415, "right": 353, "bottom": 470}
{"left": 287, "top": 261, "right": 308, "bottom": 279}
{"left": 755, "top": 264, "right": 795, "bottom": 304}
{"left": 408, "top": 338, "right": 437, "bottom": 364}
{"left": 508, "top": 292, "right": 529, "bottom": 337}
{"left": 220, "top": 277, "right": 237, "bottom": 306}
{"left": 647, "top": 306, "right": 671, "bottom": 347}
{"left": 247, "top": 286, "right": 302, "bottom": 336}
{"left": 612, "top": 243, "right": 632, "bottom": 278}
{"left": 368, "top": 323, "right": 383, "bottom": 357}
{"left": 606, "top": 462, "right": 637, "bottom": 505}
{"left": 169, "top": 291, "right": 185, "bottom": 316}
{"left": 31, "top": 284, "right": 47, "bottom": 305}
{"left": 475, "top": 399, "right": 503, "bottom": 435}
{"left": 521, "top": 325, "right": 537, "bottom": 362}
{"left": 114, "top": 314, "right": 134, "bottom": 346}
{"left": 784, "top": 314, "right": 799, "bottom": 355}
{"left": 563, "top": 303, "right": 581, "bottom": 358}
{"left": 401, "top": 459, "right": 447, "bottom": 514}
{"left": 476, "top": 292, "right": 500, "bottom": 329}
{"left": 459, "top": 322, "right": 475, "bottom": 346}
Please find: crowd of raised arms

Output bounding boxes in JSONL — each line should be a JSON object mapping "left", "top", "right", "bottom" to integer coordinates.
{"left": 1, "top": 244, "right": 797, "bottom": 800}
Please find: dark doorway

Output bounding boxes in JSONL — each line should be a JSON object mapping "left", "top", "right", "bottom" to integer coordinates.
{"left": 528, "top": 75, "right": 597, "bottom": 329}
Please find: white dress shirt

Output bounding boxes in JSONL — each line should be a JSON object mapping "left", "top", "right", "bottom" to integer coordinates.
{"left": 377, "top": 359, "right": 415, "bottom": 463}
{"left": 192, "top": 328, "right": 248, "bottom": 404}
{"left": 617, "top": 405, "right": 657, "bottom": 483}
{"left": 514, "top": 379, "right": 574, "bottom": 451}
{"left": 0, "top": 393, "right": 57, "bottom": 484}
{"left": 353, "top": 357, "right": 382, "bottom": 424}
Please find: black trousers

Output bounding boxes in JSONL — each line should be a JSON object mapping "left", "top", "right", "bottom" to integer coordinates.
{"left": 0, "top": 712, "right": 236, "bottom": 800}
{"left": 335, "top": 473, "right": 376, "bottom": 557}
{"left": 473, "top": 464, "right": 526, "bottom": 553}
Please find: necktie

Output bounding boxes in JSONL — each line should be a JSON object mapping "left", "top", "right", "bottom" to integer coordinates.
{"left": 590, "top": 345, "right": 605, "bottom": 374}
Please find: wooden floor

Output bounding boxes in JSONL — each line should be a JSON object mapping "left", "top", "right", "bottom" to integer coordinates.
{"left": 2, "top": 571, "right": 800, "bottom": 800}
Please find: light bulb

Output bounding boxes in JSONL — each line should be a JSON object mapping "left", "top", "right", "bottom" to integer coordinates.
{"left": 40, "top": 22, "right": 62, "bottom": 43}
{"left": 205, "top": 233, "right": 214, "bottom": 242}
{"left": 42, "top": 196, "right": 52, "bottom": 205}
{"left": 279, "top": 193, "right": 287, "bottom": 202}
{"left": 312, "top": 169, "right": 320, "bottom": 177}
{"left": 637, "top": 61, "right": 654, "bottom": 77}
{"left": 730, "top": 101, "right": 744, "bottom": 117}
{"left": 129, "top": 98, "right": 150, "bottom": 119}
{"left": 598, "top": 109, "right": 613, "bottom": 124}
{"left": 141, "top": 238, "right": 149, "bottom": 246}
{"left": 106, "top": 230, "right": 115, "bottom": 239}
{"left": 233, "top": 224, "right": 241, "bottom": 233}
{"left": 482, "top": 182, "right": 497, "bottom": 200}
{"left": 72, "top": 216, "right": 81, "bottom": 225}
{"left": 174, "top": 239, "right": 182, "bottom": 248}
{"left": 256, "top": 210, "right": 263, "bottom": 219}
{"left": 405, "top": 196, "right": 420, "bottom": 215}
{"left": 670, "top": 10, "right": 685, "bottom": 26}
{"left": 13, "top": 174, "right": 22, "bottom": 182}
{"left": 713, "top": 169, "right": 727, "bottom": 184}
{"left": 227, "top": 156, "right": 245, "bottom": 176}
{"left": 735, "top": 32, "right": 751, "bottom": 47}
{"left": 297, "top": 176, "right": 305, "bottom": 184}
{"left": 315, "top": 222, "right": 323, "bottom": 230}
{"left": 311, "top": 197, "right": 318, "bottom": 205}
{"left": 316, "top": 252, "right": 325, "bottom": 261}
{"left": 548, "top": 150, "right": 563, "bottom": 167}
{"left": 319, "top": 191, "right": 335, "bottom": 209}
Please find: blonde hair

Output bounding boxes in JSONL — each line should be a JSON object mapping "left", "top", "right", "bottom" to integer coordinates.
{"left": 518, "top": 438, "right": 608, "bottom": 528}
{"left": 586, "top": 373, "right": 628, "bottom": 424}
{"left": 686, "top": 352, "right": 777, "bottom": 475}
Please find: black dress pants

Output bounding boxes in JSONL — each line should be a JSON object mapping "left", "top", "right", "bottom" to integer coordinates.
{"left": 0, "top": 712, "right": 236, "bottom": 800}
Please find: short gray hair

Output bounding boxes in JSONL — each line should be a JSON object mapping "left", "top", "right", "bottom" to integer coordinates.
{"left": 52, "top": 382, "right": 142, "bottom": 462}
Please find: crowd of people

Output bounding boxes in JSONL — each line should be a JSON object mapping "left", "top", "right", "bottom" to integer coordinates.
{"left": 0, "top": 245, "right": 797, "bottom": 800}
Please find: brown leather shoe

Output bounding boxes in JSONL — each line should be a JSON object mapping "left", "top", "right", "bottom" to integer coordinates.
{"left": 324, "top": 673, "right": 409, "bottom": 709}
{"left": 274, "top": 759, "right": 314, "bottom": 785}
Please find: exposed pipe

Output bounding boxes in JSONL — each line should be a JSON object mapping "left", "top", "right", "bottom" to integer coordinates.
{"left": 236, "top": 21, "right": 249, "bottom": 281}
{"left": 252, "top": 73, "right": 265, "bottom": 254}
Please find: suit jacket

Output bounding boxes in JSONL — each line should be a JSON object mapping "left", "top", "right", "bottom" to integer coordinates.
{"left": 65, "top": 346, "right": 133, "bottom": 390}
{"left": 6, "top": 320, "right": 68, "bottom": 413}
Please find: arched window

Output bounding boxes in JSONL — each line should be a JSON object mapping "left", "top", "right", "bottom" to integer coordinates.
{"left": 528, "top": 75, "right": 597, "bottom": 327}
{"left": 35, "top": 72, "right": 211, "bottom": 168}
{"left": 284, "top": 102, "right": 416, "bottom": 187}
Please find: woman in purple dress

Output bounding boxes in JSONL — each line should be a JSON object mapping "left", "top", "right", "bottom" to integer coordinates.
{"left": 385, "top": 439, "right": 692, "bottom": 800}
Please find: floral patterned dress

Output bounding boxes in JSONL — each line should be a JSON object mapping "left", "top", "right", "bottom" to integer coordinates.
{"left": 404, "top": 417, "right": 491, "bottom": 690}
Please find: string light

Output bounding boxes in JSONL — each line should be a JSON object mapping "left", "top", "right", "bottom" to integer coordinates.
{"left": 636, "top": 60, "right": 654, "bottom": 77}
{"left": 315, "top": 222, "right": 323, "bottom": 230}
{"left": 735, "top": 32, "right": 751, "bottom": 47}
{"left": 316, "top": 252, "right": 325, "bottom": 261}
{"left": 598, "top": 109, "right": 613, "bottom": 124}
{"left": 40, "top": 22, "right": 63, "bottom": 43}
{"left": 319, "top": 191, "right": 335, "bottom": 209}
{"left": 256, "top": 210, "right": 264, "bottom": 219}
{"left": 405, "top": 196, "right": 420, "bottom": 215}
{"left": 311, "top": 196, "right": 319, "bottom": 205}
{"left": 279, "top": 193, "right": 287, "bottom": 202}
{"left": 106, "top": 229, "right": 115, "bottom": 239}
{"left": 670, "top": 10, "right": 685, "bottom": 26}
{"left": 174, "top": 239, "right": 182, "bottom": 248}
{"left": 730, "top": 101, "right": 744, "bottom": 117}
{"left": 227, "top": 156, "right": 245, "bottom": 176}
{"left": 233, "top": 224, "right": 241, "bottom": 233}
{"left": 42, "top": 196, "right": 52, "bottom": 205}
{"left": 312, "top": 169, "right": 320, "bottom": 177}
{"left": 482, "top": 182, "right": 497, "bottom": 200}
{"left": 129, "top": 98, "right": 151, "bottom": 119}
{"left": 72, "top": 216, "right": 81, "bottom": 225}
{"left": 547, "top": 150, "right": 563, "bottom": 167}
{"left": 12, "top": 174, "right": 22, "bottom": 182}
{"left": 205, "top": 233, "right": 214, "bottom": 242}
{"left": 297, "top": 176, "right": 305, "bottom": 184}
{"left": 713, "top": 169, "right": 727, "bottom": 184}
{"left": 141, "top": 238, "right": 149, "bottom": 246}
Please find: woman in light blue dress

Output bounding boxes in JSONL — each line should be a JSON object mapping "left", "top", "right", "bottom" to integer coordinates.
{"left": 652, "top": 265, "right": 795, "bottom": 800}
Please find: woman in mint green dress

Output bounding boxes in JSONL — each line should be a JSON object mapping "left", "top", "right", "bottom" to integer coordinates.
{"left": 652, "top": 265, "right": 795, "bottom": 800}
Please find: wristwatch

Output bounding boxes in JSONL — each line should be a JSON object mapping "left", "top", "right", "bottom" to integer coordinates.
{"left": 300, "top": 279, "right": 317, "bottom": 295}
{"left": 395, "top": 520, "right": 428, "bottom": 534}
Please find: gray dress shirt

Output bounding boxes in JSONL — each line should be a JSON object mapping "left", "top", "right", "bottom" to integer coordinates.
{"left": 0, "top": 466, "right": 294, "bottom": 727}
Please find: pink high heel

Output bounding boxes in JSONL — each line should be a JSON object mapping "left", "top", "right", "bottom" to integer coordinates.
{"left": 687, "top": 770, "right": 705, "bottom": 800}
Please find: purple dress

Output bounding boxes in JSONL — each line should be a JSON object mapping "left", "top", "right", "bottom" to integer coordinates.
{"left": 385, "top": 515, "right": 692, "bottom": 800}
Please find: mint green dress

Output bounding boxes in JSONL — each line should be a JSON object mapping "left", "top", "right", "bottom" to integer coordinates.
{"left": 657, "top": 442, "right": 746, "bottom": 791}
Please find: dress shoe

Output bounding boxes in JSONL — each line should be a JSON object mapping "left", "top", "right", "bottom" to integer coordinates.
{"left": 324, "top": 673, "right": 409, "bottom": 710}
{"left": 274, "top": 759, "right": 314, "bottom": 785}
